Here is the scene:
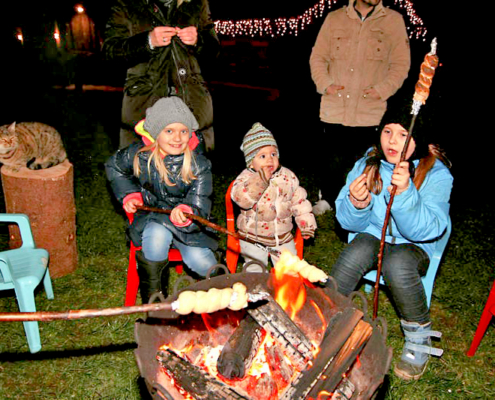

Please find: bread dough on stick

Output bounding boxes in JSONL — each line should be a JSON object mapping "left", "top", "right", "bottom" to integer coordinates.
{"left": 174, "top": 283, "right": 248, "bottom": 315}
{"left": 274, "top": 250, "right": 328, "bottom": 283}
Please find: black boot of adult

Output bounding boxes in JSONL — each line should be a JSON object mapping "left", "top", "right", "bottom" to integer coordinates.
{"left": 136, "top": 250, "right": 169, "bottom": 304}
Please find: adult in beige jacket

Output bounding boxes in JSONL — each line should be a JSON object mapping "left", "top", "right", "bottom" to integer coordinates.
{"left": 309, "top": 0, "right": 410, "bottom": 210}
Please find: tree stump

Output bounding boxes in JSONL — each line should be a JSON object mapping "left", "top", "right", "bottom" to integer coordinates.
{"left": 1, "top": 160, "right": 78, "bottom": 278}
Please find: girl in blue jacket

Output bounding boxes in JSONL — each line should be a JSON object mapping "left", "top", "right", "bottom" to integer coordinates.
{"left": 106, "top": 97, "right": 217, "bottom": 304}
{"left": 330, "top": 109, "right": 452, "bottom": 380}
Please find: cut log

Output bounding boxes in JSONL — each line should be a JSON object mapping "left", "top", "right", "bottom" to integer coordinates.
{"left": 265, "top": 341, "right": 294, "bottom": 386}
{"left": 217, "top": 313, "right": 264, "bottom": 379}
{"left": 307, "top": 319, "right": 372, "bottom": 399}
{"left": 280, "top": 307, "right": 364, "bottom": 400}
{"left": 1, "top": 161, "right": 77, "bottom": 278}
{"left": 157, "top": 349, "right": 250, "bottom": 400}
{"left": 247, "top": 294, "right": 315, "bottom": 371}
{"left": 246, "top": 372, "right": 278, "bottom": 400}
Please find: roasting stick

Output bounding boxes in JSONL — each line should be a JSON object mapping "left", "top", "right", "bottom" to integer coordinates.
{"left": 136, "top": 205, "right": 328, "bottom": 283}
{"left": 372, "top": 39, "right": 439, "bottom": 319}
{"left": 0, "top": 302, "right": 175, "bottom": 322}
{"left": 0, "top": 286, "right": 269, "bottom": 322}
{"left": 137, "top": 205, "right": 240, "bottom": 240}
{"left": 136, "top": 204, "right": 283, "bottom": 257}
{"left": 0, "top": 191, "right": 327, "bottom": 323}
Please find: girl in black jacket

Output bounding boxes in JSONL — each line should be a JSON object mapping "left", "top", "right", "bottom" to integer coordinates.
{"left": 106, "top": 97, "right": 217, "bottom": 303}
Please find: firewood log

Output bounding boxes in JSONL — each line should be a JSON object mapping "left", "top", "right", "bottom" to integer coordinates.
{"left": 217, "top": 314, "right": 264, "bottom": 379}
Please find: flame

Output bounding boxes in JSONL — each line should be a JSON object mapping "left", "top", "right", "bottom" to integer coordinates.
{"left": 355, "top": 354, "right": 362, "bottom": 369}
{"left": 310, "top": 299, "right": 326, "bottom": 330}
{"left": 159, "top": 343, "right": 171, "bottom": 351}
{"left": 246, "top": 330, "right": 271, "bottom": 378}
{"left": 316, "top": 390, "right": 333, "bottom": 399}
{"left": 272, "top": 251, "right": 308, "bottom": 319}
{"left": 202, "top": 313, "right": 217, "bottom": 338}
{"left": 157, "top": 250, "right": 334, "bottom": 399}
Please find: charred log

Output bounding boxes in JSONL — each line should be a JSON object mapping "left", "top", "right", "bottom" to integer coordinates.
{"left": 247, "top": 295, "right": 314, "bottom": 370}
{"left": 157, "top": 349, "right": 249, "bottom": 400}
{"left": 217, "top": 314, "right": 264, "bottom": 379}
{"left": 245, "top": 372, "right": 278, "bottom": 400}
{"left": 307, "top": 320, "right": 372, "bottom": 399}
{"left": 265, "top": 341, "right": 294, "bottom": 386}
{"left": 330, "top": 377, "right": 356, "bottom": 400}
{"left": 280, "top": 307, "right": 364, "bottom": 400}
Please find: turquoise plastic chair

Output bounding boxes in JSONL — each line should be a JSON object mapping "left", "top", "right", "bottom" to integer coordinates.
{"left": 362, "top": 216, "right": 451, "bottom": 308}
{"left": 0, "top": 214, "right": 54, "bottom": 353}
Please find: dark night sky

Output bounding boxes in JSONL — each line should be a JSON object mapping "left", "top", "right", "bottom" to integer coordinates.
{"left": 4, "top": 1, "right": 446, "bottom": 29}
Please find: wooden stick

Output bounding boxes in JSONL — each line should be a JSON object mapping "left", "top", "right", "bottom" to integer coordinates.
{"left": 136, "top": 205, "right": 241, "bottom": 239}
{"left": 135, "top": 205, "right": 282, "bottom": 257}
{"left": 372, "top": 39, "right": 438, "bottom": 319}
{"left": 373, "top": 115, "right": 417, "bottom": 319}
{"left": 0, "top": 302, "right": 174, "bottom": 322}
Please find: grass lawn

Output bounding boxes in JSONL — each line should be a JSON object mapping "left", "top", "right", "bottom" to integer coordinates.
{"left": 0, "top": 90, "right": 493, "bottom": 399}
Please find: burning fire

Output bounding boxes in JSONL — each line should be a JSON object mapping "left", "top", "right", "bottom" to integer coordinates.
{"left": 271, "top": 251, "right": 312, "bottom": 320}
{"left": 157, "top": 251, "right": 332, "bottom": 399}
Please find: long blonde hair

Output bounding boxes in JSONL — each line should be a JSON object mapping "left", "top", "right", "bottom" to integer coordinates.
{"left": 363, "top": 144, "right": 451, "bottom": 195}
{"left": 133, "top": 144, "right": 197, "bottom": 186}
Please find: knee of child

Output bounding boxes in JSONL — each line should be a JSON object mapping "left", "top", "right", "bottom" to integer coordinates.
{"left": 142, "top": 223, "right": 173, "bottom": 260}
{"left": 183, "top": 248, "right": 217, "bottom": 277}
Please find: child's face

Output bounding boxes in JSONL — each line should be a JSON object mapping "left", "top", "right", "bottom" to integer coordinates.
{"left": 157, "top": 123, "right": 189, "bottom": 155}
{"left": 380, "top": 123, "right": 416, "bottom": 164}
{"left": 250, "top": 145, "right": 279, "bottom": 173}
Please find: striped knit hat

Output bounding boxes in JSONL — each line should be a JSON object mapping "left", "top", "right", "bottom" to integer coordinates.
{"left": 241, "top": 123, "right": 279, "bottom": 167}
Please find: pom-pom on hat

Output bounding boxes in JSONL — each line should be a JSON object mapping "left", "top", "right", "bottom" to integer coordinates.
{"left": 241, "top": 123, "right": 279, "bottom": 167}
{"left": 143, "top": 97, "right": 199, "bottom": 140}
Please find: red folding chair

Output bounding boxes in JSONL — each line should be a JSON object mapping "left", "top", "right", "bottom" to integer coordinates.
{"left": 124, "top": 211, "right": 183, "bottom": 306}
{"left": 225, "top": 180, "right": 303, "bottom": 273}
{"left": 467, "top": 280, "right": 495, "bottom": 357}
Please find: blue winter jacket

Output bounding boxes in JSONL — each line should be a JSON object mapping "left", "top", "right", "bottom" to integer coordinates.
{"left": 335, "top": 154, "right": 453, "bottom": 259}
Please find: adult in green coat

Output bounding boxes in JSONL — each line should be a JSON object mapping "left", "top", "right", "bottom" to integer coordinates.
{"left": 104, "top": 0, "right": 219, "bottom": 148}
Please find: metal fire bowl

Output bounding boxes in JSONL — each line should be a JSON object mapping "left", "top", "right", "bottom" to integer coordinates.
{"left": 134, "top": 266, "right": 392, "bottom": 400}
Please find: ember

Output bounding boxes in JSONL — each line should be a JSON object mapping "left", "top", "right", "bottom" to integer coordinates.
{"left": 135, "top": 260, "right": 392, "bottom": 400}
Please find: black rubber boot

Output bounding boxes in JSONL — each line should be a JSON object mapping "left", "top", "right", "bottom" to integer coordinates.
{"left": 160, "top": 263, "right": 170, "bottom": 299}
{"left": 136, "top": 250, "right": 168, "bottom": 304}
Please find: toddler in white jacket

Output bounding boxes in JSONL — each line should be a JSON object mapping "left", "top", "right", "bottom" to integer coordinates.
{"left": 231, "top": 123, "right": 317, "bottom": 270}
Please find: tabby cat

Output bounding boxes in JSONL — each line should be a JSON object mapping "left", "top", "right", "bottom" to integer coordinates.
{"left": 0, "top": 122, "right": 67, "bottom": 171}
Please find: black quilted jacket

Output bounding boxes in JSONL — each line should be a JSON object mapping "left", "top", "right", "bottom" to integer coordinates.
{"left": 105, "top": 142, "right": 218, "bottom": 250}
{"left": 103, "top": 0, "right": 219, "bottom": 132}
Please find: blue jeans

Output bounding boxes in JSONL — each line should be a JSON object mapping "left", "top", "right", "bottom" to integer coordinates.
{"left": 330, "top": 233, "right": 430, "bottom": 323}
{"left": 142, "top": 222, "right": 217, "bottom": 277}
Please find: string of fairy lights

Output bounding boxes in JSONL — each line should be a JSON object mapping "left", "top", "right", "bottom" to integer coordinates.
{"left": 214, "top": 0, "right": 427, "bottom": 40}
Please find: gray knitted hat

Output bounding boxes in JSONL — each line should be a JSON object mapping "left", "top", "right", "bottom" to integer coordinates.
{"left": 241, "top": 123, "right": 279, "bottom": 167}
{"left": 143, "top": 97, "right": 199, "bottom": 140}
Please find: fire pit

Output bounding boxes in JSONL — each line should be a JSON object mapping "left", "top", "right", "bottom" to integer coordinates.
{"left": 134, "top": 266, "right": 392, "bottom": 399}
